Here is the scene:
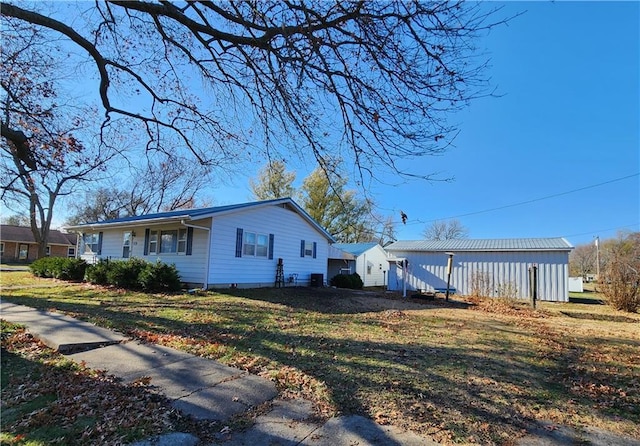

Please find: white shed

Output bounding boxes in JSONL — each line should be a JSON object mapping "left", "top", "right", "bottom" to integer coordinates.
{"left": 331, "top": 243, "right": 389, "bottom": 287}
{"left": 385, "top": 238, "right": 574, "bottom": 302}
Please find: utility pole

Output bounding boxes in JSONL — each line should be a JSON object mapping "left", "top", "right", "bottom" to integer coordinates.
{"left": 594, "top": 236, "right": 600, "bottom": 292}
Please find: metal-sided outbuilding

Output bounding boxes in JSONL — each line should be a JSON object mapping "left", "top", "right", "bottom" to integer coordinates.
{"left": 385, "top": 238, "right": 574, "bottom": 302}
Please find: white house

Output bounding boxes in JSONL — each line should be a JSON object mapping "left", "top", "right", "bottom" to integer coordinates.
{"left": 65, "top": 198, "right": 334, "bottom": 289}
{"left": 385, "top": 238, "right": 574, "bottom": 302}
{"left": 331, "top": 243, "right": 389, "bottom": 287}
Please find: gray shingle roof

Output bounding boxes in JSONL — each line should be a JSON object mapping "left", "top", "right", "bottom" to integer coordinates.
{"left": 0, "top": 225, "right": 76, "bottom": 245}
{"left": 385, "top": 238, "right": 573, "bottom": 252}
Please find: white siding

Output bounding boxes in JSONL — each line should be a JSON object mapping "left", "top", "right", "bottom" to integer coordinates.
{"left": 207, "top": 205, "right": 329, "bottom": 288}
{"left": 356, "top": 245, "right": 389, "bottom": 287}
{"left": 78, "top": 224, "right": 210, "bottom": 285}
{"left": 387, "top": 250, "right": 570, "bottom": 302}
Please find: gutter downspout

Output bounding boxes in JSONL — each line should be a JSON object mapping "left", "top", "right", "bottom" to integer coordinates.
{"left": 181, "top": 220, "right": 211, "bottom": 290}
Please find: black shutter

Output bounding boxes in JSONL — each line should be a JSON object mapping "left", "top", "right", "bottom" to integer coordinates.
{"left": 268, "top": 234, "right": 274, "bottom": 260}
{"left": 144, "top": 229, "right": 150, "bottom": 255}
{"left": 313, "top": 242, "right": 317, "bottom": 259}
{"left": 186, "top": 227, "right": 194, "bottom": 256}
{"left": 97, "top": 232, "right": 103, "bottom": 255}
{"left": 235, "top": 228, "right": 243, "bottom": 257}
{"left": 300, "top": 240, "right": 305, "bottom": 257}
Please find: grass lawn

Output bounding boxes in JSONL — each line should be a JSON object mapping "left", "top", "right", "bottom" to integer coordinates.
{"left": 1, "top": 271, "right": 639, "bottom": 445}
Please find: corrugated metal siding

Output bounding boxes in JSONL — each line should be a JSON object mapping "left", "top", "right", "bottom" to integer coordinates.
{"left": 388, "top": 250, "right": 569, "bottom": 302}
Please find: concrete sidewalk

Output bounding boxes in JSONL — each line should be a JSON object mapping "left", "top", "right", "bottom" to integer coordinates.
{"left": 0, "top": 299, "right": 435, "bottom": 445}
{"left": 4, "top": 299, "right": 639, "bottom": 446}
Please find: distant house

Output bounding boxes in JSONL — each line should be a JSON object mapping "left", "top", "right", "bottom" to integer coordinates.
{"left": 331, "top": 243, "right": 389, "bottom": 287}
{"left": 0, "top": 225, "right": 76, "bottom": 263}
{"left": 64, "top": 198, "right": 334, "bottom": 289}
{"left": 385, "top": 238, "right": 574, "bottom": 302}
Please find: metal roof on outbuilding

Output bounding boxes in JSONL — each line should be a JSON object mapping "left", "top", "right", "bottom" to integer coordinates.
{"left": 385, "top": 238, "right": 573, "bottom": 252}
{"left": 332, "top": 242, "right": 380, "bottom": 256}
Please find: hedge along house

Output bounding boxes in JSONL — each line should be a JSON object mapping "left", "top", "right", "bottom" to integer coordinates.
{"left": 385, "top": 238, "right": 574, "bottom": 302}
{"left": 331, "top": 243, "right": 389, "bottom": 287}
{"left": 64, "top": 198, "right": 334, "bottom": 289}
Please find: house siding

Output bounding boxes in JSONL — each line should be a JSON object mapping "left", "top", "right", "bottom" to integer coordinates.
{"left": 387, "top": 250, "right": 570, "bottom": 302}
{"left": 207, "top": 205, "right": 328, "bottom": 288}
{"left": 355, "top": 245, "right": 389, "bottom": 287}
{"left": 79, "top": 223, "right": 210, "bottom": 285}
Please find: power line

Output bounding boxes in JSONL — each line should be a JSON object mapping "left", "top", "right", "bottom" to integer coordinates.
{"left": 561, "top": 222, "right": 640, "bottom": 240}
{"left": 404, "top": 172, "right": 639, "bottom": 226}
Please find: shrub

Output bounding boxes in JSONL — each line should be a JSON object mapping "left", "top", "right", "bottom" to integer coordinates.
{"left": 106, "top": 258, "right": 148, "bottom": 289}
{"left": 29, "top": 257, "right": 87, "bottom": 281}
{"left": 85, "top": 260, "right": 111, "bottom": 285}
{"left": 56, "top": 258, "right": 87, "bottom": 281}
{"left": 138, "top": 261, "right": 182, "bottom": 292}
{"left": 30, "top": 257, "right": 58, "bottom": 278}
{"left": 330, "top": 272, "right": 363, "bottom": 290}
{"left": 601, "top": 233, "right": 640, "bottom": 313}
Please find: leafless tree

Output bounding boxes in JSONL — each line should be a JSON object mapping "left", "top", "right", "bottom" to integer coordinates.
{"left": 569, "top": 243, "right": 596, "bottom": 279}
{"left": 601, "top": 232, "right": 640, "bottom": 312}
{"left": 1, "top": 1, "right": 508, "bottom": 188}
{"left": 423, "top": 219, "right": 469, "bottom": 240}
{"left": 1, "top": 21, "right": 116, "bottom": 258}
{"left": 67, "top": 154, "right": 213, "bottom": 224}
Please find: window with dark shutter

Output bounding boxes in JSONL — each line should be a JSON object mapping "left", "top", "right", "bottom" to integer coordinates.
{"left": 144, "top": 229, "right": 150, "bottom": 255}
{"left": 235, "top": 228, "right": 243, "bottom": 257}
{"left": 268, "top": 234, "right": 274, "bottom": 260}
{"left": 313, "top": 242, "right": 317, "bottom": 259}
{"left": 300, "top": 240, "right": 305, "bottom": 257}
{"left": 186, "top": 227, "right": 194, "bottom": 255}
{"left": 97, "top": 232, "right": 103, "bottom": 255}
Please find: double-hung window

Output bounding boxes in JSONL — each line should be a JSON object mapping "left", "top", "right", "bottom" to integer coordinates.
{"left": 243, "top": 231, "right": 268, "bottom": 258}
{"left": 122, "top": 232, "right": 131, "bottom": 258}
{"left": 177, "top": 229, "right": 187, "bottom": 254}
{"left": 84, "top": 233, "right": 100, "bottom": 254}
{"left": 147, "top": 228, "right": 188, "bottom": 255}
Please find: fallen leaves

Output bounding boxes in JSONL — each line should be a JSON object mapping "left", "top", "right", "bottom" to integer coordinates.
{"left": 1, "top": 323, "right": 185, "bottom": 445}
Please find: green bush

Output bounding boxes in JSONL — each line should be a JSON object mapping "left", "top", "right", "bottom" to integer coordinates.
{"left": 56, "top": 258, "right": 87, "bottom": 281}
{"left": 84, "top": 258, "right": 182, "bottom": 292}
{"left": 330, "top": 272, "right": 363, "bottom": 290}
{"left": 106, "top": 258, "right": 148, "bottom": 289}
{"left": 85, "top": 259, "right": 111, "bottom": 285}
{"left": 139, "top": 261, "right": 182, "bottom": 292}
{"left": 29, "top": 257, "right": 87, "bottom": 281}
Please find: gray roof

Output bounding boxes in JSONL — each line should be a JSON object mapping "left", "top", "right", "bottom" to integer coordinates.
{"left": 385, "top": 238, "right": 573, "bottom": 252}
{"left": 331, "top": 242, "right": 381, "bottom": 256}
{"left": 0, "top": 225, "right": 76, "bottom": 245}
{"left": 64, "top": 197, "right": 335, "bottom": 242}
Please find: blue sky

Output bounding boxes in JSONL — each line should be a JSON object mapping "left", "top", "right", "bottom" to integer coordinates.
{"left": 28, "top": 1, "right": 635, "bottom": 248}
{"left": 213, "top": 1, "right": 639, "bottom": 248}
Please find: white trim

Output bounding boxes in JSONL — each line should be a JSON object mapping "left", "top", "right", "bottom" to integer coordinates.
{"left": 180, "top": 220, "right": 211, "bottom": 290}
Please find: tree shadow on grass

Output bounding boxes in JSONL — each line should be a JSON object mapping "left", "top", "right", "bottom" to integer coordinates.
{"left": 2, "top": 290, "right": 638, "bottom": 444}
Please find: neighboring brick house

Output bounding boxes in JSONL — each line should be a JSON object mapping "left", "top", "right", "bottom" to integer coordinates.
{"left": 0, "top": 225, "right": 77, "bottom": 263}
